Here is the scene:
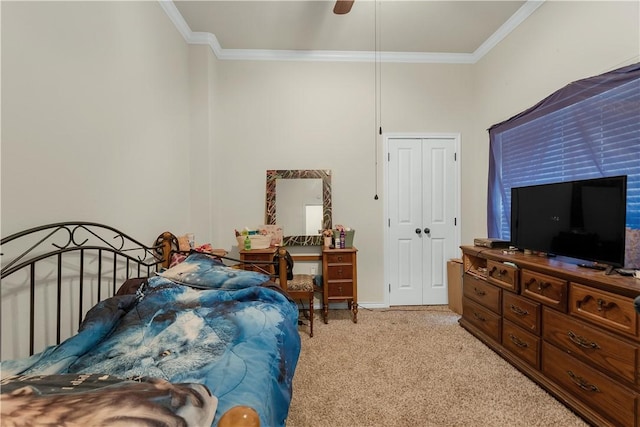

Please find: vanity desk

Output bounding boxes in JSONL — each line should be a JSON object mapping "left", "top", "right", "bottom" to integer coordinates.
{"left": 239, "top": 247, "right": 277, "bottom": 275}
{"left": 322, "top": 246, "right": 358, "bottom": 324}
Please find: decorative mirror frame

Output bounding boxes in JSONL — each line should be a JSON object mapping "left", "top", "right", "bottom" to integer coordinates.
{"left": 265, "top": 169, "right": 332, "bottom": 246}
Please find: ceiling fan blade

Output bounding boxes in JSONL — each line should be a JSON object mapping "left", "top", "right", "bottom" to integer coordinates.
{"left": 333, "top": 0, "right": 354, "bottom": 15}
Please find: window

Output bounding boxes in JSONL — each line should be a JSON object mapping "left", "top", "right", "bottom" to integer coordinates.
{"left": 488, "top": 63, "right": 640, "bottom": 266}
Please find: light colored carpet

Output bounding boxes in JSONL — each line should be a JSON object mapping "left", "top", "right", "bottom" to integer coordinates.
{"left": 287, "top": 306, "right": 589, "bottom": 427}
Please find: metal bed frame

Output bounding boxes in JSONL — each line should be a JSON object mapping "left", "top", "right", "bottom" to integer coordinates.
{"left": 1, "top": 222, "right": 288, "bottom": 358}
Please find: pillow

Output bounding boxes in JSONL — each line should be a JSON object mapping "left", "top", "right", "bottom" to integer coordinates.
{"left": 169, "top": 243, "right": 221, "bottom": 268}
{"left": 177, "top": 235, "right": 191, "bottom": 252}
{"left": 169, "top": 252, "right": 188, "bottom": 268}
{"left": 158, "top": 252, "right": 270, "bottom": 290}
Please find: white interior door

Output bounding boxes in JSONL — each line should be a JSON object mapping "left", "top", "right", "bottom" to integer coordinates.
{"left": 387, "top": 136, "right": 458, "bottom": 305}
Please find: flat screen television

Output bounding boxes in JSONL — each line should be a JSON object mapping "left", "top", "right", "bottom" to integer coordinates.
{"left": 510, "top": 175, "right": 627, "bottom": 267}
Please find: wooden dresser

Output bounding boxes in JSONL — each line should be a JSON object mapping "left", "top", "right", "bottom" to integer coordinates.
{"left": 322, "top": 247, "right": 358, "bottom": 324}
{"left": 460, "top": 245, "right": 640, "bottom": 427}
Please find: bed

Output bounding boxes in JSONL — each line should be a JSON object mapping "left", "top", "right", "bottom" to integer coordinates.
{"left": 0, "top": 222, "right": 300, "bottom": 427}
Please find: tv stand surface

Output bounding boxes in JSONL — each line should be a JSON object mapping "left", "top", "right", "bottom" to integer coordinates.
{"left": 577, "top": 262, "right": 615, "bottom": 275}
{"left": 460, "top": 246, "right": 640, "bottom": 427}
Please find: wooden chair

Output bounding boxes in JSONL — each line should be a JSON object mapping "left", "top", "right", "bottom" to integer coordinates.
{"left": 277, "top": 247, "right": 317, "bottom": 337}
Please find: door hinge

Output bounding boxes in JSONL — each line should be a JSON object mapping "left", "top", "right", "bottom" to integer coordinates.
{"left": 388, "top": 218, "right": 391, "bottom": 227}
{"left": 388, "top": 152, "right": 390, "bottom": 162}
{"left": 454, "top": 152, "right": 457, "bottom": 161}
{"left": 389, "top": 283, "right": 391, "bottom": 293}
{"left": 454, "top": 217, "right": 457, "bottom": 226}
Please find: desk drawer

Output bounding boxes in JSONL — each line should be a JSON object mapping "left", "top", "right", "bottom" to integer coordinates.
{"left": 327, "top": 281, "right": 353, "bottom": 298}
{"left": 327, "top": 265, "right": 353, "bottom": 280}
{"left": 463, "top": 274, "right": 501, "bottom": 314}
{"left": 487, "top": 260, "right": 518, "bottom": 291}
{"left": 522, "top": 269, "right": 567, "bottom": 312}
{"left": 463, "top": 298, "right": 501, "bottom": 342}
{"left": 543, "top": 307, "right": 637, "bottom": 385}
{"left": 503, "top": 319, "right": 540, "bottom": 369}
{"left": 543, "top": 341, "right": 637, "bottom": 427}
{"left": 325, "top": 253, "right": 354, "bottom": 264}
{"left": 570, "top": 282, "right": 638, "bottom": 339}
{"left": 503, "top": 292, "right": 540, "bottom": 335}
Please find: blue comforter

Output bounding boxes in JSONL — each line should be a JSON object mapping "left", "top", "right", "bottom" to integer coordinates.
{"left": 1, "top": 253, "right": 301, "bottom": 427}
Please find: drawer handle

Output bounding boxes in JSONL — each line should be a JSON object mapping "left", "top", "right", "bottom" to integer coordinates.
{"left": 567, "top": 370, "right": 600, "bottom": 393}
{"left": 526, "top": 278, "right": 550, "bottom": 293}
{"left": 473, "top": 287, "right": 486, "bottom": 297}
{"left": 337, "top": 256, "right": 343, "bottom": 262}
{"left": 473, "top": 312, "right": 486, "bottom": 322}
{"left": 509, "top": 305, "right": 529, "bottom": 316}
{"left": 509, "top": 334, "right": 528, "bottom": 348}
{"left": 537, "top": 281, "right": 550, "bottom": 292}
{"left": 489, "top": 266, "right": 508, "bottom": 277}
{"left": 596, "top": 298, "right": 615, "bottom": 312}
{"left": 567, "top": 331, "right": 600, "bottom": 350}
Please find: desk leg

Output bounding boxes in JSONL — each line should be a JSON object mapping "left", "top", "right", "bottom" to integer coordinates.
{"left": 351, "top": 301, "right": 358, "bottom": 323}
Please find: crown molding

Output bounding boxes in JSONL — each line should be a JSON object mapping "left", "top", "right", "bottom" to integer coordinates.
{"left": 159, "top": 0, "right": 544, "bottom": 64}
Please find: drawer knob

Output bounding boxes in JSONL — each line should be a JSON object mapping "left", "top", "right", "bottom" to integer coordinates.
{"left": 567, "top": 331, "right": 600, "bottom": 350}
{"left": 567, "top": 370, "right": 600, "bottom": 393}
{"left": 509, "top": 334, "right": 528, "bottom": 348}
{"left": 509, "top": 305, "right": 529, "bottom": 317}
{"left": 473, "top": 312, "right": 486, "bottom": 322}
{"left": 337, "top": 256, "right": 343, "bottom": 262}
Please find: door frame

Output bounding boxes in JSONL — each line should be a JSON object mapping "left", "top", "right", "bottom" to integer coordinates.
{"left": 383, "top": 132, "right": 461, "bottom": 307}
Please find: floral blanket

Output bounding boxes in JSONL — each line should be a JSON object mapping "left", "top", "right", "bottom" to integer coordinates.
{"left": 1, "top": 253, "right": 301, "bottom": 427}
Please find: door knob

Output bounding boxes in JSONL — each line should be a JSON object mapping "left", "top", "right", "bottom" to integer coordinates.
{"left": 415, "top": 228, "right": 422, "bottom": 235}
{"left": 424, "top": 228, "right": 431, "bottom": 234}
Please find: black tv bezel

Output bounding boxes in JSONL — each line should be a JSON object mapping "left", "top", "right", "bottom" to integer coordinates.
{"left": 510, "top": 175, "right": 627, "bottom": 268}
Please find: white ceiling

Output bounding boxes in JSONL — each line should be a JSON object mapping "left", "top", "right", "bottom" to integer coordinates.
{"left": 168, "top": 0, "right": 542, "bottom": 63}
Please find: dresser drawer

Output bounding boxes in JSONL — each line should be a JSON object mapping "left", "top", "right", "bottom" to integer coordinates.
{"left": 503, "top": 292, "right": 540, "bottom": 335}
{"left": 327, "top": 281, "right": 353, "bottom": 298}
{"left": 543, "top": 307, "right": 637, "bottom": 385}
{"left": 325, "top": 252, "right": 354, "bottom": 264}
{"left": 521, "top": 269, "right": 567, "bottom": 312}
{"left": 503, "top": 319, "right": 540, "bottom": 368}
{"left": 570, "top": 282, "right": 638, "bottom": 339}
{"left": 463, "top": 274, "right": 501, "bottom": 314}
{"left": 487, "top": 260, "right": 518, "bottom": 291}
{"left": 463, "top": 298, "right": 501, "bottom": 342}
{"left": 327, "top": 265, "right": 354, "bottom": 280}
{"left": 543, "top": 341, "right": 637, "bottom": 427}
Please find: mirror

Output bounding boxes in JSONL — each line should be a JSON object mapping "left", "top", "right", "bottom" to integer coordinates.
{"left": 265, "top": 170, "right": 332, "bottom": 246}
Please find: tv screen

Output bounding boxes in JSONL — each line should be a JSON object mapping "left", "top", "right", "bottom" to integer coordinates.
{"left": 510, "top": 175, "right": 627, "bottom": 267}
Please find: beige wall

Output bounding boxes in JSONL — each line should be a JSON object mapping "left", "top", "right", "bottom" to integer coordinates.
{"left": 470, "top": 0, "right": 640, "bottom": 243}
{"left": 1, "top": 1, "right": 191, "bottom": 243}
{"left": 209, "top": 60, "right": 473, "bottom": 304}
{"left": 2, "top": 1, "right": 638, "bottom": 306}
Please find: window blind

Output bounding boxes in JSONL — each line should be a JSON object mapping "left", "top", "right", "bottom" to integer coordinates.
{"left": 487, "top": 63, "right": 640, "bottom": 256}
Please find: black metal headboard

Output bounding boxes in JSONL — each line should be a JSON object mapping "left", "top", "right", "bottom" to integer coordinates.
{"left": 1, "top": 222, "right": 169, "bottom": 358}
